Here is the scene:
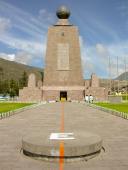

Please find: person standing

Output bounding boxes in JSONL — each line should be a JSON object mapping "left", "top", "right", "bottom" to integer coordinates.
{"left": 89, "top": 95, "right": 93, "bottom": 103}
{"left": 85, "top": 95, "right": 89, "bottom": 103}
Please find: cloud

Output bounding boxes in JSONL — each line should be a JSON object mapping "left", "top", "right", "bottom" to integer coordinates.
{"left": 116, "top": 0, "right": 128, "bottom": 17}
{"left": 0, "top": 0, "right": 54, "bottom": 61}
{"left": 73, "top": 5, "right": 120, "bottom": 43}
{"left": 0, "top": 53, "right": 15, "bottom": 61}
{"left": 0, "top": 17, "right": 11, "bottom": 34}
{"left": 0, "top": 1, "right": 45, "bottom": 36}
{"left": 0, "top": 1, "right": 55, "bottom": 37}
{"left": 86, "top": 41, "right": 127, "bottom": 78}
{"left": 0, "top": 0, "right": 127, "bottom": 79}
{"left": 0, "top": 34, "right": 46, "bottom": 57}
{"left": 96, "top": 44, "right": 109, "bottom": 58}
{"left": 14, "top": 52, "right": 32, "bottom": 65}
{"left": 80, "top": 34, "right": 128, "bottom": 79}
{"left": 0, "top": 1, "right": 57, "bottom": 68}
{"left": 79, "top": 36, "right": 86, "bottom": 68}
{"left": 38, "top": 9, "right": 55, "bottom": 25}
{"left": 0, "top": 51, "right": 34, "bottom": 65}
{"left": 79, "top": 36, "right": 97, "bottom": 78}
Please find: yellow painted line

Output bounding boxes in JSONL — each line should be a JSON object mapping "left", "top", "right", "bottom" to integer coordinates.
{"left": 59, "top": 102, "right": 65, "bottom": 170}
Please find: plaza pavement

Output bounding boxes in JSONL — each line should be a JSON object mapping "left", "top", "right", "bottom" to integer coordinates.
{"left": 0, "top": 102, "right": 128, "bottom": 170}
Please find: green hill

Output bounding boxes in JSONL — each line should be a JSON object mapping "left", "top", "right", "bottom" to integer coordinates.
{"left": 115, "top": 72, "right": 128, "bottom": 81}
{"left": 0, "top": 58, "right": 43, "bottom": 81}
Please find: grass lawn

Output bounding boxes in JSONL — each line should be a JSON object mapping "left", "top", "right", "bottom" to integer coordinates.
{"left": 0, "top": 103, "right": 33, "bottom": 113}
{"left": 94, "top": 103, "right": 128, "bottom": 114}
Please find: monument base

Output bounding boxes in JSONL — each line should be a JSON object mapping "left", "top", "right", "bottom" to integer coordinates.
{"left": 22, "top": 131, "right": 102, "bottom": 162}
{"left": 42, "top": 86, "right": 84, "bottom": 101}
{"left": 19, "top": 87, "right": 42, "bottom": 102}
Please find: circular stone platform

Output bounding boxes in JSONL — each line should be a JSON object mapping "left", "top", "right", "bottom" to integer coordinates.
{"left": 22, "top": 131, "right": 102, "bottom": 162}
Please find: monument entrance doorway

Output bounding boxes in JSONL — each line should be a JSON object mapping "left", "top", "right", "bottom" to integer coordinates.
{"left": 60, "top": 91, "right": 67, "bottom": 101}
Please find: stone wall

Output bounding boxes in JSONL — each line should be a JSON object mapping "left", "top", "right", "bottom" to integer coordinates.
{"left": 43, "top": 89, "right": 84, "bottom": 101}
{"left": 19, "top": 87, "right": 42, "bottom": 102}
{"left": 91, "top": 73, "right": 99, "bottom": 87}
{"left": 68, "top": 90, "right": 84, "bottom": 101}
{"left": 85, "top": 87, "right": 108, "bottom": 101}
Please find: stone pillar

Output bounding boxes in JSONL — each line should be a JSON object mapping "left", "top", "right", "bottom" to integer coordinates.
{"left": 19, "top": 73, "right": 42, "bottom": 102}
{"left": 91, "top": 73, "right": 99, "bottom": 87}
{"left": 28, "top": 73, "right": 36, "bottom": 88}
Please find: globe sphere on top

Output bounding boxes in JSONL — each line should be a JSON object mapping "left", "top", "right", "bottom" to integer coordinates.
{"left": 56, "top": 6, "right": 70, "bottom": 19}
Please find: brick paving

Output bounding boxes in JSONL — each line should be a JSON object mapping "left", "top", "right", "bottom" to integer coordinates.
{"left": 0, "top": 102, "right": 128, "bottom": 170}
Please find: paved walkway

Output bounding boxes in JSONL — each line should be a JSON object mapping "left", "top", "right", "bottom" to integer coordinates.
{"left": 0, "top": 102, "right": 128, "bottom": 170}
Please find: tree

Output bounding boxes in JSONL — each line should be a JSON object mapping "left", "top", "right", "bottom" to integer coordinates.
{"left": 19, "top": 71, "right": 28, "bottom": 88}
{"left": 9, "top": 79, "right": 19, "bottom": 97}
{"left": 0, "top": 80, "right": 3, "bottom": 94}
{"left": 2, "top": 80, "right": 10, "bottom": 96}
{"left": 0, "top": 67, "right": 4, "bottom": 80}
{"left": 10, "top": 89, "right": 16, "bottom": 98}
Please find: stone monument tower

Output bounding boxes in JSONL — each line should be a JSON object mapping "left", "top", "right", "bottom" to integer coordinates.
{"left": 43, "top": 6, "right": 84, "bottom": 101}
{"left": 19, "top": 6, "right": 108, "bottom": 102}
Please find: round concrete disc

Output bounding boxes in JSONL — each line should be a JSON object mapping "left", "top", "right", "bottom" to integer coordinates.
{"left": 22, "top": 131, "right": 102, "bottom": 161}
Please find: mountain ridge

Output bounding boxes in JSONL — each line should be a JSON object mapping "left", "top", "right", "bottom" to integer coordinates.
{"left": 0, "top": 58, "right": 43, "bottom": 81}
{"left": 115, "top": 72, "right": 128, "bottom": 81}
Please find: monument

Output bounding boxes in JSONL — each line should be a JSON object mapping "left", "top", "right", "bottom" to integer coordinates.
{"left": 43, "top": 6, "right": 84, "bottom": 101}
{"left": 19, "top": 6, "right": 108, "bottom": 102}
{"left": 22, "top": 6, "right": 103, "bottom": 162}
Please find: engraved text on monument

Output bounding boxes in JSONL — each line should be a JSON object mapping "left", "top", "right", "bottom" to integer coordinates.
{"left": 57, "top": 43, "right": 69, "bottom": 70}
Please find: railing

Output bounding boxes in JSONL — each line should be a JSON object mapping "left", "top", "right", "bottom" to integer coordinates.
{"left": 87, "top": 103, "right": 128, "bottom": 120}
{"left": 0, "top": 103, "right": 42, "bottom": 120}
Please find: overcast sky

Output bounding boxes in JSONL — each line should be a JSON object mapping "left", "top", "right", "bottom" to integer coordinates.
{"left": 0, "top": 0, "right": 128, "bottom": 79}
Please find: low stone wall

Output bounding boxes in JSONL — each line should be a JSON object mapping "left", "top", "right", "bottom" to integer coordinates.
{"left": 0, "top": 103, "right": 42, "bottom": 120}
{"left": 108, "top": 96, "right": 122, "bottom": 103}
{"left": 88, "top": 103, "right": 128, "bottom": 120}
{"left": 19, "top": 87, "right": 42, "bottom": 102}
